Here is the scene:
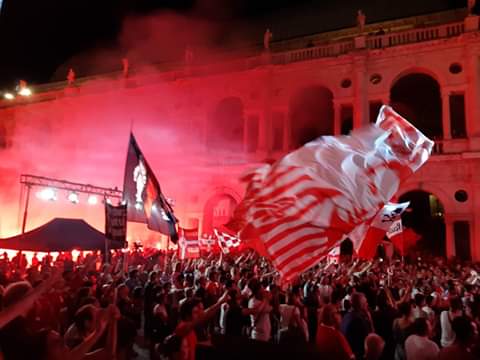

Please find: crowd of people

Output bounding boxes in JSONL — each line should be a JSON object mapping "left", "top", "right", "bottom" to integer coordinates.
{"left": 0, "top": 247, "right": 479, "bottom": 360}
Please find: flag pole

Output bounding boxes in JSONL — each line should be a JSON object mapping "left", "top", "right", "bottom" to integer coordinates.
{"left": 104, "top": 196, "right": 109, "bottom": 264}
{"left": 21, "top": 185, "right": 31, "bottom": 234}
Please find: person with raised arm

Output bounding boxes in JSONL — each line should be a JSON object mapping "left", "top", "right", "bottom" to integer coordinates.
{"left": 173, "top": 291, "right": 229, "bottom": 360}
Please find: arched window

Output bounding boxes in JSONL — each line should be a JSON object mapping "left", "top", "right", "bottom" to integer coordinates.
{"left": 202, "top": 194, "right": 238, "bottom": 235}
{"left": 390, "top": 73, "right": 442, "bottom": 139}
{"left": 398, "top": 190, "right": 445, "bottom": 256}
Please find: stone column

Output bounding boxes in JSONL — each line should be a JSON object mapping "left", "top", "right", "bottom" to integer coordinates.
{"left": 441, "top": 90, "right": 451, "bottom": 140}
{"left": 464, "top": 43, "right": 480, "bottom": 137}
{"left": 353, "top": 55, "right": 369, "bottom": 129}
{"left": 333, "top": 101, "right": 341, "bottom": 135}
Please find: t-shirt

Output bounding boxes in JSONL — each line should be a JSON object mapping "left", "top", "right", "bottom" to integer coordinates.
{"left": 440, "top": 311, "right": 455, "bottom": 347}
{"left": 341, "top": 310, "right": 372, "bottom": 359}
{"left": 176, "top": 321, "right": 197, "bottom": 360}
{"left": 412, "top": 307, "right": 427, "bottom": 319}
{"left": 422, "top": 306, "right": 435, "bottom": 322}
{"left": 405, "top": 334, "right": 439, "bottom": 360}
{"left": 316, "top": 324, "right": 353, "bottom": 360}
{"left": 219, "top": 303, "right": 229, "bottom": 333}
{"left": 248, "top": 298, "right": 271, "bottom": 342}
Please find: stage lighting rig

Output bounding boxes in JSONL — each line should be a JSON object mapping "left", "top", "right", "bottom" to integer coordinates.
{"left": 19, "top": 174, "right": 122, "bottom": 233}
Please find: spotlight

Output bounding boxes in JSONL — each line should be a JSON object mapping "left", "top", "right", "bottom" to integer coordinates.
{"left": 18, "top": 87, "right": 32, "bottom": 96}
{"left": 87, "top": 195, "right": 98, "bottom": 205}
{"left": 135, "top": 202, "right": 143, "bottom": 210}
{"left": 71, "top": 249, "right": 80, "bottom": 261}
{"left": 68, "top": 192, "right": 79, "bottom": 204}
{"left": 17, "top": 80, "right": 32, "bottom": 96}
{"left": 36, "top": 188, "right": 57, "bottom": 201}
{"left": 3, "top": 93, "right": 14, "bottom": 100}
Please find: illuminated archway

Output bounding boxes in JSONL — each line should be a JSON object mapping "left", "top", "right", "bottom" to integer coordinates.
{"left": 398, "top": 190, "right": 446, "bottom": 256}
{"left": 390, "top": 73, "right": 442, "bottom": 139}
{"left": 289, "top": 85, "right": 334, "bottom": 148}
{"left": 202, "top": 194, "right": 238, "bottom": 235}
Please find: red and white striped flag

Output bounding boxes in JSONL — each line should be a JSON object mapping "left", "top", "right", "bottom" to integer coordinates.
{"left": 349, "top": 202, "right": 410, "bottom": 259}
{"left": 232, "top": 106, "right": 433, "bottom": 282}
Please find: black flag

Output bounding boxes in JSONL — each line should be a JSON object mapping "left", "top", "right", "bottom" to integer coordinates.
{"left": 105, "top": 203, "right": 127, "bottom": 246}
{"left": 123, "top": 133, "right": 178, "bottom": 242}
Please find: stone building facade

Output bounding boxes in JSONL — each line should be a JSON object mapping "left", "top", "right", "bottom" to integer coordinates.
{"left": 0, "top": 9, "right": 479, "bottom": 260}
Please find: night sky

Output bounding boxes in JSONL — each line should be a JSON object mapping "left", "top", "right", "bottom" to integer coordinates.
{"left": 0, "top": 0, "right": 467, "bottom": 89}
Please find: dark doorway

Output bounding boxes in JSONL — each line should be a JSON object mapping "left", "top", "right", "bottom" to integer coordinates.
{"left": 454, "top": 221, "right": 471, "bottom": 261}
{"left": 449, "top": 94, "right": 467, "bottom": 139}
{"left": 399, "top": 190, "right": 446, "bottom": 256}
{"left": 340, "top": 238, "right": 353, "bottom": 256}
{"left": 341, "top": 104, "right": 353, "bottom": 135}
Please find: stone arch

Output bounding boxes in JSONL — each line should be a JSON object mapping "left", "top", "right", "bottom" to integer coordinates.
{"left": 398, "top": 182, "right": 452, "bottom": 213}
{"left": 207, "top": 97, "right": 244, "bottom": 151}
{"left": 398, "top": 189, "right": 446, "bottom": 256}
{"left": 288, "top": 85, "right": 334, "bottom": 148}
{"left": 390, "top": 70, "right": 443, "bottom": 139}
{"left": 390, "top": 67, "right": 443, "bottom": 90}
{"left": 201, "top": 188, "right": 241, "bottom": 235}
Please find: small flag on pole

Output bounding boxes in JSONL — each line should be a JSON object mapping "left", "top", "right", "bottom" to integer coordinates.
{"left": 178, "top": 227, "right": 200, "bottom": 259}
{"left": 214, "top": 229, "right": 241, "bottom": 254}
{"left": 350, "top": 202, "right": 410, "bottom": 259}
{"left": 105, "top": 202, "right": 128, "bottom": 246}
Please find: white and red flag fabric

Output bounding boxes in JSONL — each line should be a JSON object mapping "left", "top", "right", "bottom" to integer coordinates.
{"left": 214, "top": 229, "right": 241, "bottom": 254}
{"left": 178, "top": 227, "right": 200, "bottom": 259}
{"left": 229, "top": 106, "right": 433, "bottom": 282}
{"left": 349, "top": 202, "right": 410, "bottom": 259}
{"left": 199, "top": 235, "right": 217, "bottom": 252}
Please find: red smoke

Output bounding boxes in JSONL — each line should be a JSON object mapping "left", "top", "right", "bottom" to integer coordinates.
{"left": 0, "top": 10, "right": 258, "bottom": 247}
